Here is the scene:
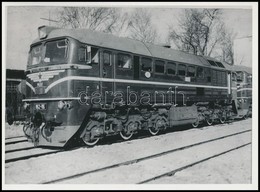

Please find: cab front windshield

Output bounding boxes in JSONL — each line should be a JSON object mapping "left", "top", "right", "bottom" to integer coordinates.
{"left": 28, "top": 39, "right": 68, "bottom": 66}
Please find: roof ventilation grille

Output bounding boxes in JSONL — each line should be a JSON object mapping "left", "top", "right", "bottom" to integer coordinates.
{"left": 162, "top": 44, "right": 171, "bottom": 48}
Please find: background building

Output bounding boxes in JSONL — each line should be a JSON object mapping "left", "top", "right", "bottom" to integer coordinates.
{"left": 6, "top": 69, "right": 26, "bottom": 124}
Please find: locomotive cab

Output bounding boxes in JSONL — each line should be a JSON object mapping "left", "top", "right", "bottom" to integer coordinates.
{"left": 23, "top": 26, "right": 101, "bottom": 147}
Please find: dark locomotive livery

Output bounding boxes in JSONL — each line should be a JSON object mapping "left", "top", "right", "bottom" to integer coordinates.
{"left": 231, "top": 65, "right": 252, "bottom": 119}
{"left": 22, "top": 26, "right": 252, "bottom": 147}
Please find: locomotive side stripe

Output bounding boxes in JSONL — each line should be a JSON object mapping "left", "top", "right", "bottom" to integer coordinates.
{"left": 237, "top": 88, "right": 252, "bottom": 92}
{"left": 26, "top": 82, "right": 35, "bottom": 93}
{"left": 237, "top": 97, "right": 252, "bottom": 99}
{"left": 27, "top": 70, "right": 65, "bottom": 77}
{"left": 45, "top": 76, "right": 229, "bottom": 93}
{"left": 22, "top": 97, "right": 80, "bottom": 102}
{"left": 27, "top": 64, "right": 92, "bottom": 73}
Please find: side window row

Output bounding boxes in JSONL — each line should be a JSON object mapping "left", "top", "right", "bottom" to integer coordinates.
{"left": 141, "top": 58, "right": 204, "bottom": 78}
{"left": 103, "top": 51, "right": 132, "bottom": 69}
{"left": 79, "top": 48, "right": 133, "bottom": 69}
{"left": 102, "top": 51, "right": 206, "bottom": 78}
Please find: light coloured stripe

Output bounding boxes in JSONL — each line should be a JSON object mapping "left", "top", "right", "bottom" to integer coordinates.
{"left": 27, "top": 64, "right": 92, "bottom": 73}
{"left": 29, "top": 75, "right": 55, "bottom": 79}
{"left": 29, "top": 75, "right": 54, "bottom": 79}
{"left": 26, "top": 82, "right": 35, "bottom": 93}
{"left": 6, "top": 78, "right": 22, "bottom": 82}
{"left": 29, "top": 79, "right": 49, "bottom": 82}
{"left": 237, "top": 88, "right": 252, "bottom": 92}
{"left": 27, "top": 70, "right": 65, "bottom": 77}
{"left": 237, "top": 97, "right": 252, "bottom": 99}
{"left": 45, "top": 76, "right": 229, "bottom": 93}
{"left": 22, "top": 97, "right": 80, "bottom": 102}
{"left": 28, "top": 72, "right": 59, "bottom": 78}
{"left": 237, "top": 82, "right": 251, "bottom": 86}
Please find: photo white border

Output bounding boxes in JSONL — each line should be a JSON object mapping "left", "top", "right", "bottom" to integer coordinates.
{"left": 2, "top": 1, "right": 258, "bottom": 190}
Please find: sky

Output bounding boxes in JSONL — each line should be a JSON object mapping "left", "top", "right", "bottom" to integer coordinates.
{"left": 3, "top": 3, "right": 254, "bottom": 70}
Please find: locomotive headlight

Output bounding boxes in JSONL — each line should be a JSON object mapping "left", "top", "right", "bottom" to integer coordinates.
{"left": 38, "top": 26, "right": 47, "bottom": 39}
{"left": 23, "top": 102, "right": 30, "bottom": 110}
{"left": 57, "top": 101, "right": 65, "bottom": 110}
{"left": 57, "top": 101, "right": 72, "bottom": 110}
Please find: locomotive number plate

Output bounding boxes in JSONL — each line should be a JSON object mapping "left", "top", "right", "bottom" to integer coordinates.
{"left": 36, "top": 103, "right": 47, "bottom": 110}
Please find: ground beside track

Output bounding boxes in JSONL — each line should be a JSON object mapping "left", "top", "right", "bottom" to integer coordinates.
{"left": 4, "top": 119, "right": 253, "bottom": 185}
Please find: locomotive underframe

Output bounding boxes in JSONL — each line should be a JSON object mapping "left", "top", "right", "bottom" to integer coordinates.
{"left": 23, "top": 97, "right": 234, "bottom": 147}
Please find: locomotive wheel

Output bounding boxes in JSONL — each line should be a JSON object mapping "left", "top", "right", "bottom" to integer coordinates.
{"left": 148, "top": 118, "right": 166, "bottom": 136}
{"left": 120, "top": 131, "right": 133, "bottom": 140}
{"left": 82, "top": 137, "right": 100, "bottom": 146}
{"left": 82, "top": 124, "right": 100, "bottom": 146}
{"left": 219, "top": 111, "right": 226, "bottom": 124}
{"left": 120, "top": 121, "right": 136, "bottom": 140}
{"left": 192, "top": 118, "right": 199, "bottom": 128}
{"left": 206, "top": 117, "right": 213, "bottom": 126}
{"left": 219, "top": 115, "right": 226, "bottom": 124}
{"left": 148, "top": 127, "right": 160, "bottom": 136}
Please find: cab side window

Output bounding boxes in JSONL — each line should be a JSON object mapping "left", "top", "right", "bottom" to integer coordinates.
{"left": 91, "top": 47, "right": 99, "bottom": 64}
{"left": 78, "top": 46, "right": 99, "bottom": 64}
{"left": 197, "top": 67, "right": 204, "bottom": 78}
{"left": 178, "top": 64, "right": 186, "bottom": 76}
{"left": 187, "top": 66, "right": 195, "bottom": 77}
{"left": 78, "top": 47, "right": 87, "bottom": 62}
{"left": 167, "top": 62, "right": 176, "bottom": 75}
{"left": 155, "top": 60, "right": 165, "bottom": 74}
{"left": 103, "top": 51, "right": 111, "bottom": 66}
{"left": 117, "top": 53, "right": 132, "bottom": 69}
{"left": 141, "top": 57, "right": 152, "bottom": 72}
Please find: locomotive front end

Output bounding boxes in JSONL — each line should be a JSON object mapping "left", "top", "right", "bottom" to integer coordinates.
{"left": 23, "top": 26, "right": 92, "bottom": 147}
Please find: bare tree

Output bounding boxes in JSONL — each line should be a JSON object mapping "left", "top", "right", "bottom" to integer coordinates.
{"left": 126, "top": 9, "right": 157, "bottom": 43}
{"left": 55, "top": 7, "right": 126, "bottom": 34}
{"left": 168, "top": 9, "right": 223, "bottom": 56}
{"left": 219, "top": 29, "right": 236, "bottom": 65}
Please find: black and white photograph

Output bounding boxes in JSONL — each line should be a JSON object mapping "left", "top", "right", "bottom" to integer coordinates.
{"left": 2, "top": 2, "right": 258, "bottom": 190}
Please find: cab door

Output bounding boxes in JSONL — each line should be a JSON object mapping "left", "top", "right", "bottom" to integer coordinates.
{"left": 100, "top": 50, "right": 114, "bottom": 106}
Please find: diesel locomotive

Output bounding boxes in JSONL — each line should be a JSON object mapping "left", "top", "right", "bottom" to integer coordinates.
{"left": 22, "top": 26, "right": 252, "bottom": 147}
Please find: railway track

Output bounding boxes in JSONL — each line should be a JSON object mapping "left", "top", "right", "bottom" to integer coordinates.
{"left": 5, "top": 144, "right": 80, "bottom": 164}
{"left": 5, "top": 135, "right": 26, "bottom": 140}
{"left": 5, "top": 138, "right": 28, "bottom": 145}
{"left": 42, "top": 128, "right": 251, "bottom": 184}
{"left": 5, "top": 147, "right": 35, "bottom": 154}
{"left": 5, "top": 149, "right": 63, "bottom": 163}
{"left": 5, "top": 134, "right": 62, "bottom": 163}
{"left": 138, "top": 142, "right": 251, "bottom": 184}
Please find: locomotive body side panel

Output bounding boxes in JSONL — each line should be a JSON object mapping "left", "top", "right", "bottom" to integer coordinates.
{"left": 22, "top": 26, "right": 242, "bottom": 147}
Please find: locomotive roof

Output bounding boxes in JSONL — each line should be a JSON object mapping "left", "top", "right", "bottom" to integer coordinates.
{"left": 33, "top": 26, "right": 230, "bottom": 70}
{"left": 232, "top": 65, "right": 252, "bottom": 74}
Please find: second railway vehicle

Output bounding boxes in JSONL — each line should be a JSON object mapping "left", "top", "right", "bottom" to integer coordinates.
{"left": 22, "top": 26, "right": 251, "bottom": 147}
